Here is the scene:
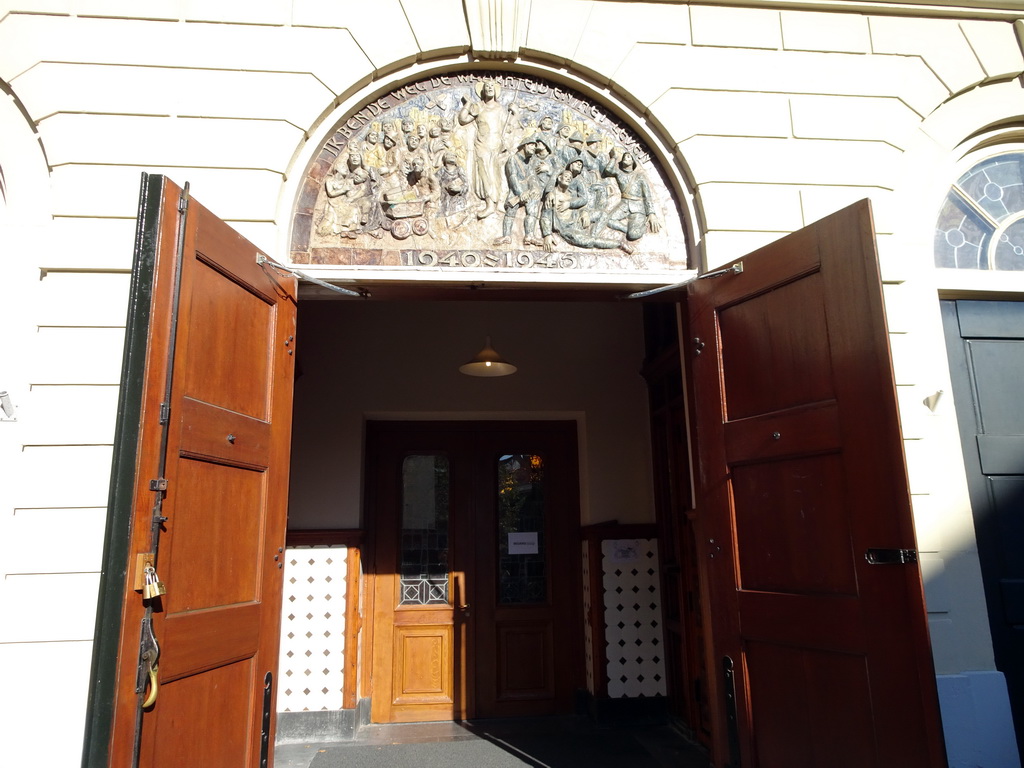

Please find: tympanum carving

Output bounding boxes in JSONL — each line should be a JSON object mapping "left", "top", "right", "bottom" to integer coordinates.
{"left": 292, "top": 73, "right": 687, "bottom": 273}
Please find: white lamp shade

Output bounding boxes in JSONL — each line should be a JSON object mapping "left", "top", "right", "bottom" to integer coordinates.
{"left": 459, "top": 337, "right": 517, "bottom": 377}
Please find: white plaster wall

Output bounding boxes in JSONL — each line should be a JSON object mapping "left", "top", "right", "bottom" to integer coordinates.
{"left": 0, "top": 1, "right": 1021, "bottom": 764}
{"left": 0, "top": 69, "right": 103, "bottom": 768}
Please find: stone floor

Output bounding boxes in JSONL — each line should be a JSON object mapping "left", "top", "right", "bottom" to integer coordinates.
{"left": 275, "top": 716, "right": 712, "bottom": 768}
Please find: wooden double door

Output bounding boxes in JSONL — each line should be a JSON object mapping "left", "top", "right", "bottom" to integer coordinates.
{"left": 367, "top": 420, "right": 582, "bottom": 723}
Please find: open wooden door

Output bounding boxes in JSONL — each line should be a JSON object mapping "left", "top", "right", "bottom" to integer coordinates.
{"left": 688, "top": 200, "right": 946, "bottom": 767}
{"left": 92, "top": 175, "right": 297, "bottom": 766}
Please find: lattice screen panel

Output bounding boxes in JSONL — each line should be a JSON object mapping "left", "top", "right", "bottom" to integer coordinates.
{"left": 602, "top": 538, "right": 667, "bottom": 698}
{"left": 277, "top": 545, "right": 348, "bottom": 712}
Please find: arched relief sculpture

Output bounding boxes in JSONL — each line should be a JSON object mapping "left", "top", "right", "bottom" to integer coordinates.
{"left": 291, "top": 72, "right": 687, "bottom": 273}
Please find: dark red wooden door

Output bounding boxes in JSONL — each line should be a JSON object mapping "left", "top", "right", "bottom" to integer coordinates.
{"left": 106, "top": 175, "right": 297, "bottom": 766}
{"left": 688, "top": 200, "right": 946, "bottom": 767}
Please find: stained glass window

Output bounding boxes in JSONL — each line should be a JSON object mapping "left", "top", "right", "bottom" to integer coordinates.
{"left": 935, "top": 153, "right": 1024, "bottom": 270}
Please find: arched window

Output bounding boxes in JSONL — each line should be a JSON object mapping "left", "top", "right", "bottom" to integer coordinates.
{"left": 934, "top": 152, "right": 1024, "bottom": 270}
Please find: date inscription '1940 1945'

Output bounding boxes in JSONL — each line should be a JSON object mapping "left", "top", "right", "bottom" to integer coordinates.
{"left": 401, "top": 250, "right": 581, "bottom": 270}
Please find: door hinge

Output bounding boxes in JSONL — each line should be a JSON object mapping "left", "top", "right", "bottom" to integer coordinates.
{"left": 865, "top": 548, "right": 917, "bottom": 565}
{"left": 159, "top": 402, "right": 171, "bottom": 424}
{"left": 149, "top": 478, "right": 168, "bottom": 492}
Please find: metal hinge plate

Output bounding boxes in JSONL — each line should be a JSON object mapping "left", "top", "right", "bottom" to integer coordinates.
{"left": 865, "top": 548, "right": 918, "bottom": 565}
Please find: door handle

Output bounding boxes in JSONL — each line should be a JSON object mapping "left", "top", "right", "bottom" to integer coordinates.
{"left": 456, "top": 572, "right": 470, "bottom": 616}
{"left": 136, "top": 616, "right": 160, "bottom": 708}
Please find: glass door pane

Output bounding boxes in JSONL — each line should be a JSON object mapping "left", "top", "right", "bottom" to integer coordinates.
{"left": 400, "top": 454, "right": 450, "bottom": 606}
{"left": 497, "top": 453, "right": 547, "bottom": 604}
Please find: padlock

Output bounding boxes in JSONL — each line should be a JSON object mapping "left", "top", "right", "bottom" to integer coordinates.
{"left": 142, "top": 567, "right": 158, "bottom": 600}
{"left": 142, "top": 566, "right": 166, "bottom": 600}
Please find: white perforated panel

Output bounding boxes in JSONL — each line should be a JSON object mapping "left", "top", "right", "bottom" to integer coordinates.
{"left": 277, "top": 545, "right": 348, "bottom": 712}
{"left": 601, "top": 538, "right": 667, "bottom": 698}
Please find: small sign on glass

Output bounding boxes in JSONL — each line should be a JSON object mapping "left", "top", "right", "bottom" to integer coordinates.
{"left": 508, "top": 532, "right": 539, "bottom": 555}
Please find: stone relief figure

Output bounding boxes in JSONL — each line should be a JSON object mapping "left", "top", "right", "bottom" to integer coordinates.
{"left": 427, "top": 123, "right": 452, "bottom": 168}
{"left": 380, "top": 152, "right": 439, "bottom": 240}
{"left": 305, "top": 73, "right": 682, "bottom": 267}
{"left": 458, "top": 79, "right": 516, "bottom": 219}
{"left": 497, "top": 134, "right": 542, "bottom": 246}
{"left": 541, "top": 166, "right": 626, "bottom": 253}
{"left": 362, "top": 130, "right": 385, "bottom": 168}
{"left": 604, "top": 148, "right": 662, "bottom": 242}
{"left": 534, "top": 114, "right": 557, "bottom": 147}
{"left": 316, "top": 151, "right": 384, "bottom": 239}
{"left": 527, "top": 136, "right": 555, "bottom": 226}
{"left": 436, "top": 150, "right": 471, "bottom": 227}
{"left": 580, "top": 133, "right": 612, "bottom": 228}
{"left": 405, "top": 155, "right": 440, "bottom": 213}
{"left": 555, "top": 129, "right": 585, "bottom": 173}
{"left": 554, "top": 122, "right": 576, "bottom": 156}
{"left": 402, "top": 132, "right": 430, "bottom": 177}
{"left": 377, "top": 127, "right": 405, "bottom": 198}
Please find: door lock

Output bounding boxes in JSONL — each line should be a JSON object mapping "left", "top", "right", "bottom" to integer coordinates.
{"left": 865, "top": 548, "right": 917, "bottom": 565}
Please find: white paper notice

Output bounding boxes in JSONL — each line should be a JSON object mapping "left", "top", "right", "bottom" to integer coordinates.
{"left": 508, "top": 532, "right": 539, "bottom": 555}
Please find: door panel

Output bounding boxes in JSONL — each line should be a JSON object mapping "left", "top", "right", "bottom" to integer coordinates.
{"left": 102, "top": 175, "right": 297, "bottom": 766}
{"left": 718, "top": 274, "right": 833, "bottom": 419}
{"left": 368, "top": 421, "right": 582, "bottom": 723}
{"left": 943, "top": 299, "right": 1024, "bottom": 749}
{"left": 392, "top": 625, "right": 455, "bottom": 704}
{"left": 150, "top": 659, "right": 254, "bottom": 764}
{"left": 496, "top": 624, "right": 554, "bottom": 701}
{"left": 731, "top": 454, "right": 856, "bottom": 596}
{"left": 689, "top": 200, "right": 945, "bottom": 767}
{"left": 744, "top": 641, "right": 874, "bottom": 767}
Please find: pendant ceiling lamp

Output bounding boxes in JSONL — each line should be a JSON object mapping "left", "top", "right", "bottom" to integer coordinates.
{"left": 459, "top": 336, "right": 517, "bottom": 377}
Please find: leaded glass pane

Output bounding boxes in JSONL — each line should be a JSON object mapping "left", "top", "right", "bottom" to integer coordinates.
{"left": 934, "top": 152, "right": 1024, "bottom": 271}
{"left": 497, "top": 453, "right": 547, "bottom": 604}
{"left": 934, "top": 194, "right": 990, "bottom": 269}
{"left": 993, "top": 219, "right": 1024, "bottom": 271}
{"left": 957, "top": 155, "right": 1024, "bottom": 224}
{"left": 399, "top": 454, "right": 450, "bottom": 606}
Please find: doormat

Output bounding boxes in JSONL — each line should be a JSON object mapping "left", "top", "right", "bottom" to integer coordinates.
{"left": 306, "top": 725, "right": 707, "bottom": 768}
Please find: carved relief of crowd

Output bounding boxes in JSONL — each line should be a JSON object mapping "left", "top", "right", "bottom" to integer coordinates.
{"left": 315, "top": 79, "right": 663, "bottom": 254}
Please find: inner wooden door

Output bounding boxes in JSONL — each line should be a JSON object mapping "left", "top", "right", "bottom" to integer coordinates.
{"left": 367, "top": 420, "right": 582, "bottom": 723}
